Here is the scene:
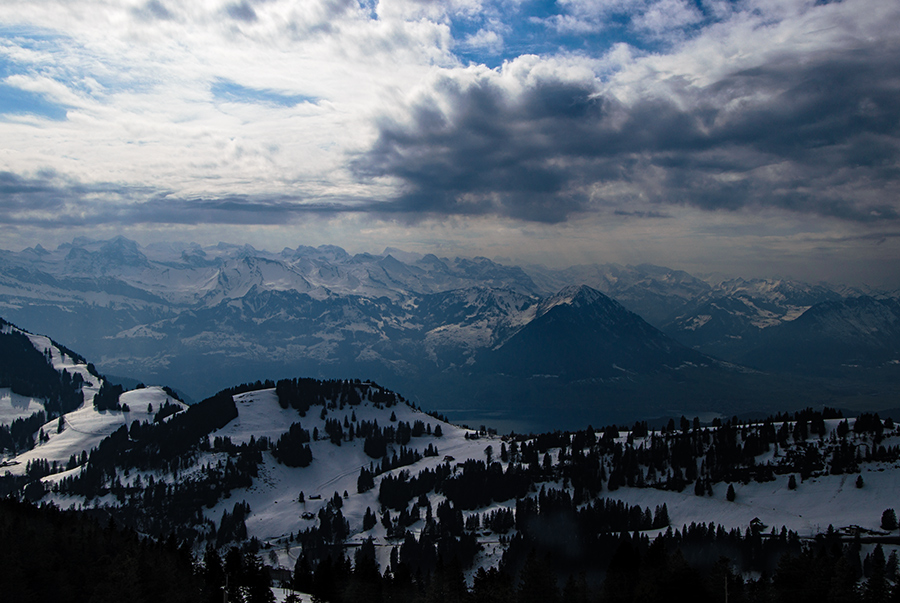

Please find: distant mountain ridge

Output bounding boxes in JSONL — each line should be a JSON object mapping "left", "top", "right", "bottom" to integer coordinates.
{"left": 732, "top": 296, "right": 900, "bottom": 373}
{"left": 1, "top": 237, "right": 897, "bottom": 429}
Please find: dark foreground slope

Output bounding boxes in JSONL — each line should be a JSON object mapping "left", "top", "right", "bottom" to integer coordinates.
{"left": 0, "top": 499, "right": 202, "bottom": 603}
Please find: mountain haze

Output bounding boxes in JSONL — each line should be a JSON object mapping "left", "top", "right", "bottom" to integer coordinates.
{"left": 1, "top": 237, "right": 897, "bottom": 430}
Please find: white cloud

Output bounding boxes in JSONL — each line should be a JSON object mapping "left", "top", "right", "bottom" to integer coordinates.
{"left": 631, "top": 0, "right": 703, "bottom": 37}
{"left": 0, "top": 0, "right": 462, "bottom": 207}
{"left": 463, "top": 28, "right": 503, "bottom": 54}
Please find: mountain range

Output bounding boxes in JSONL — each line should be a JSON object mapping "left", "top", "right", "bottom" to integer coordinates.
{"left": 1, "top": 236, "right": 898, "bottom": 430}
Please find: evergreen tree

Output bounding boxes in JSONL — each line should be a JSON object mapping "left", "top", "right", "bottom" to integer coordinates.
{"left": 881, "top": 509, "right": 898, "bottom": 531}
{"left": 517, "top": 551, "right": 559, "bottom": 603}
{"left": 202, "top": 544, "right": 225, "bottom": 603}
{"left": 864, "top": 545, "right": 889, "bottom": 603}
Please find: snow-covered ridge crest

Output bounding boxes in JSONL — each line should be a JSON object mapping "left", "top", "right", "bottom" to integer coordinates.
{"left": 536, "top": 283, "right": 615, "bottom": 315}
{"left": 1, "top": 318, "right": 186, "bottom": 474}
{"left": 4, "top": 237, "right": 542, "bottom": 306}
{"left": 0, "top": 318, "right": 100, "bottom": 406}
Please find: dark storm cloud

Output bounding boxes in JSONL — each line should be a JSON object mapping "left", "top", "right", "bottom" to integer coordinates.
{"left": 351, "top": 40, "right": 900, "bottom": 224}
{"left": 352, "top": 75, "right": 606, "bottom": 223}
{"left": 614, "top": 210, "right": 671, "bottom": 219}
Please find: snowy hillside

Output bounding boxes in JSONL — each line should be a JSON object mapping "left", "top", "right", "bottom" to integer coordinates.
{"left": 603, "top": 419, "right": 900, "bottom": 538}
{"left": 15, "top": 379, "right": 900, "bottom": 572}
{"left": 7, "top": 385, "right": 185, "bottom": 477}
{"left": 1, "top": 318, "right": 186, "bottom": 476}
{"left": 0, "top": 389, "right": 45, "bottom": 426}
{"left": 2, "top": 336, "right": 899, "bottom": 602}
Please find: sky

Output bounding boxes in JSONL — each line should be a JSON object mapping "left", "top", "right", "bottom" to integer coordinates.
{"left": 0, "top": 0, "right": 899, "bottom": 287}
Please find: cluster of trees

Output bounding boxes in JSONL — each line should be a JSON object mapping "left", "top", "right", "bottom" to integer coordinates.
{"left": 0, "top": 410, "right": 47, "bottom": 454}
{"left": 94, "top": 381, "right": 125, "bottom": 411}
{"left": 283, "top": 515, "right": 900, "bottom": 603}
{"left": 48, "top": 448, "right": 262, "bottom": 545}
{"left": 362, "top": 419, "right": 437, "bottom": 456}
{"left": 275, "top": 378, "right": 386, "bottom": 415}
{"left": 271, "top": 422, "right": 313, "bottom": 467}
{"left": 2, "top": 497, "right": 273, "bottom": 603}
{"left": 216, "top": 501, "right": 252, "bottom": 548}
{"left": 293, "top": 519, "right": 480, "bottom": 601}
{"left": 200, "top": 544, "right": 275, "bottom": 603}
{"left": 493, "top": 407, "right": 900, "bottom": 503}
{"left": 153, "top": 399, "right": 183, "bottom": 422}
{"left": 65, "top": 390, "right": 240, "bottom": 477}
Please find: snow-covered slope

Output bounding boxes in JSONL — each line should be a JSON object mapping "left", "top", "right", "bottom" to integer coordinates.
{"left": 0, "top": 318, "right": 185, "bottom": 473}
{"left": 196, "top": 388, "right": 490, "bottom": 552}
{"left": 8, "top": 386, "right": 185, "bottom": 476}
{"left": 605, "top": 462, "right": 900, "bottom": 539}
{"left": 0, "top": 318, "right": 100, "bottom": 434}
{"left": 26, "top": 384, "right": 900, "bottom": 580}
{"left": 0, "top": 390, "right": 45, "bottom": 426}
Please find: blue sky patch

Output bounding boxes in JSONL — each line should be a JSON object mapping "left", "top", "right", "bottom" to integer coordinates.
{"left": 211, "top": 78, "right": 316, "bottom": 107}
{"left": 448, "top": 0, "right": 682, "bottom": 68}
{"left": 0, "top": 83, "right": 68, "bottom": 121}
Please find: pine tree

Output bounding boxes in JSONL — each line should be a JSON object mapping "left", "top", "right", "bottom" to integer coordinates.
{"left": 518, "top": 551, "right": 560, "bottom": 603}
{"left": 864, "top": 545, "right": 889, "bottom": 603}
{"left": 881, "top": 509, "right": 898, "bottom": 531}
{"left": 726, "top": 483, "right": 736, "bottom": 502}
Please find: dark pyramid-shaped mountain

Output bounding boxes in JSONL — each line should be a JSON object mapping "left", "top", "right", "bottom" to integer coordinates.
{"left": 484, "top": 285, "right": 710, "bottom": 379}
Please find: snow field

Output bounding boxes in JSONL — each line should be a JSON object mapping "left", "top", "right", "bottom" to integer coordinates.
{"left": 21, "top": 376, "right": 900, "bottom": 592}
{"left": 9, "top": 386, "right": 184, "bottom": 477}
{"left": 0, "top": 389, "right": 45, "bottom": 425}
{"left": 197, "top": 387, "right": 498, "bottom": 573}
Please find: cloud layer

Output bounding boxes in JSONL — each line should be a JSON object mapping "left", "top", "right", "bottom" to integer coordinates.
{"left": 0, "top": 0, "right": 899, "bottom": 284}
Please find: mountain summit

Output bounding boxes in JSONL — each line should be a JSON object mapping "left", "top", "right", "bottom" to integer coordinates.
{"left": 486, "top": 284, "right": 710, "bottom": 379}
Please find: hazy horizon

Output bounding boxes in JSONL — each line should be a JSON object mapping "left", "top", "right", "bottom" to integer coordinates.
{"left": 3, "top": 233, "right": 898, "bottom": 291}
